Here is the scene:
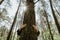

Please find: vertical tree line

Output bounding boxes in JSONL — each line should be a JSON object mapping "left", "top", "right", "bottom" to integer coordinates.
{"left": 44, "top": 10, "right": 54, "bottom": 40}
{"left": 6, "top": 0, "right": 21, "bottom": 40}
{"left": 41, "top": 0, "right": 54, "bottom": 40}
{"left": 49, "top": 0, "right": 60, "bottom": 33}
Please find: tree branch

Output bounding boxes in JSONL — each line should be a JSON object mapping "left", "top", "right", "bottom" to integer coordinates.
{"left": 34, "top": 0, "right": 39, "bottom": 4}
{"left": 0, "top": 0, "right": 4, "bottom": 4}
{"left": 55, "top": 8, "right": 60, "bottom": 16}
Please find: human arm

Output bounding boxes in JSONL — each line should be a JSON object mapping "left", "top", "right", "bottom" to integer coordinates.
{"left": 17, "top": 24, "right": 27, "bottom": 35}
{"left": 32, "top": 25, "right": 40, "bottom": 36}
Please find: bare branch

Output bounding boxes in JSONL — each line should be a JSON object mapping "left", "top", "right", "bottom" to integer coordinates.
{"left": 49, "top": 0, "right": 60, "bottom": 33}
{"left": 55, "top": 8, "right": 60, "bottom": 16}
{"left": 34, "top": 0, "right": 39, "bottom": 4}
{"left": 0, "top": 0, "right": 4, "bottom": 4}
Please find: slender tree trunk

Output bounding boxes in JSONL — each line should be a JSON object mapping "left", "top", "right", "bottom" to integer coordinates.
{"left": 54, "top": 7, "right": 60, "bottom": 16}
{"left": 44, "top": 11, "right": 54, "bottom": 40}
{"left": 6, "top": 0, "right": 21, "bottom": 40}
{"left": 49, "top": 0, "right": 60, "bottom": 33}
{"left": 41, "top": 0, "right": 54, "bottom": 40}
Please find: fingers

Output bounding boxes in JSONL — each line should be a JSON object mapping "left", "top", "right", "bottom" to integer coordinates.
{"left": 32, "top": 25, "right": 38, "bottom": 32}
{"left": 32, "top": 25, "right": 38, "bottom": 30}
{"left": 20, "top": 24, "right": 27, "bottom": 29}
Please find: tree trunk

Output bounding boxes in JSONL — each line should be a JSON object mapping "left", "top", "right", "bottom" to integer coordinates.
{"left": 49, "top": 0, "right": 60, "bottom": 33}
{"left": 17, "top": 0, "right": 39, "bottom": 40}
{"left": 44, "top": 11, "right": 54, "bottom": 40}
{"left": 41, "top": 0, "right": 54, "bottom": 40}
{"left": 6, "top": 0, "right": 21, "bottom": 40}
{"left": 23, "top": 0, "right": 36, "bottom": 28}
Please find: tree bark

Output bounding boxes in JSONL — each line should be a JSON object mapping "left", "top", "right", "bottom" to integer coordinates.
{"left": 17, "top": 0, "right": 40, "bottom": 40}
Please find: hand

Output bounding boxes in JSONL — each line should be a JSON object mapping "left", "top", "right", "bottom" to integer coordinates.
{"left": 32, "top": 25, "right": 38, "bottom": 32}
{"left": 20, "top": 24, "right": 27, "bottom": 29}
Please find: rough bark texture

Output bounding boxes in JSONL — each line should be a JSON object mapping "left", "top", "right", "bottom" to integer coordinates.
{"left": 17, "top": 0, "right": 40, "bottom": 40}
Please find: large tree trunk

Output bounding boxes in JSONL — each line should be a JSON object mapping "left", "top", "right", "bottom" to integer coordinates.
{"left": 17, "top": 0, "right": 39, "bottom": 40}
{"left": 49, "top": 0, "right": 60, "bottom": 33}
{"left": 23, "top": 0, "right": 36, "bottom": 27}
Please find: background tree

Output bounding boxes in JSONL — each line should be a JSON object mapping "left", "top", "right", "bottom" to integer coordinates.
{"left": 49, "top": 0, "right": 60, "bottom": 33}
{"left": 7, "top": 0, "right": 21, "bottom": 40}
